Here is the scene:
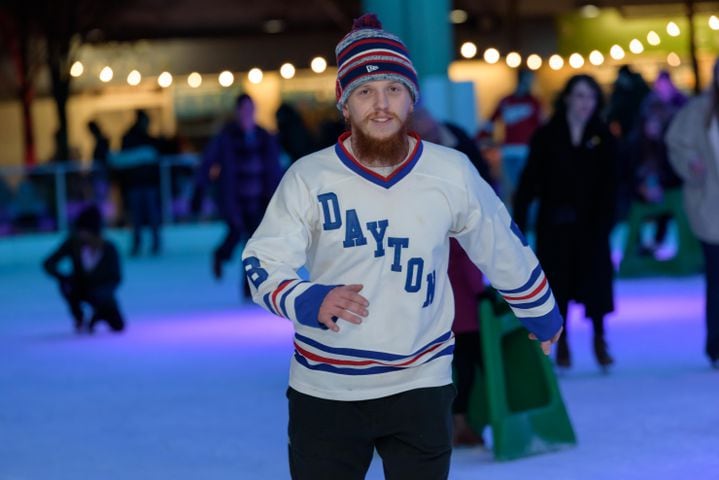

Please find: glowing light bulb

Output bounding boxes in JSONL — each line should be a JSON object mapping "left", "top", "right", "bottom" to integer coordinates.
{"left": 218, "top": 70, "right": 234, "bottom": 87}
{"left": 99, "top": 66, "right": 113, "bottom": 82}
{"left": 127, "top": 69, "right": 141, "bottom": 86}
{"left": 506, "top": 52, "right": 522, "bottom": 68}
{"left": 483, "top": 48, "right": 500, "bottom": 64}
{"left": 280, "top": 63, "right": 296, "bottom": 79}
{"left": 460, "top": 42, "right": 477, "bottom": 59}
{"left": 629, "top": 39, "right": 644, "bottom": 54}
{"left": 158, "top": 72, "right": 173, "bottom": 88}
{"left": 70, "top": 61, "right": 84, "bottom": 77}
{"left": 610, "top": 45, "right": 625, "bottom": 60}
{"left": 311, "top": 57, "right": 327, "bottom": 73}
{"left": 667, "top": 52, "right": 681, "bottom": 67}
{"left": 449, "top": 9, "right": 468, "bottom": 24}
{"left": 548, "top": 55, "right": 564, "bottom": 70}
{"left": 579, "top": 5, "right": 600, "bottom": 18}
{"left": 248, "top": 68, "right": 263, "bottom": 84}
{"left": 568, "top": 53, "right": 585, "bottom": 69}
{"left": 647, "top": 31, "right": 661, "bottom": 46}
{"left": 526, "top": 54, "right": 542, "bottom": 70}
{"left": 589, "top": 50, "right": 604, "bottom": 66}
{"left": 187, "top": 72, "right": 202, "bottom": 88}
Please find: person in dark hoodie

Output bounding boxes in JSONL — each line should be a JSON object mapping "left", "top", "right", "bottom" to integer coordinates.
{"left": 43, "top": 205, "right": 124, "bottom": 333}
{"left": 191, "top": 94, "right": 283, "bottom": 286}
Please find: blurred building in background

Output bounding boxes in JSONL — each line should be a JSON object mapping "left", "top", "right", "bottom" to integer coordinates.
{"left": 0, "top": 0, "right": 718, "bottom": 233}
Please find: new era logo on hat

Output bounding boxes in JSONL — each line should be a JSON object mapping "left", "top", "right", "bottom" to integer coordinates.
{"left": 334, "top": 13, "right": 419, "bottom": 110}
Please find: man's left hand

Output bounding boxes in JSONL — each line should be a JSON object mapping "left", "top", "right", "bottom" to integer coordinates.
{"left": 529, "top": 326, "right": 563, "bottom": 356}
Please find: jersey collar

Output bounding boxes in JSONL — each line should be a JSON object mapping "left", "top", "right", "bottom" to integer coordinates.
{"left": 334, "top": 132, "right": 423, "bottom": 189}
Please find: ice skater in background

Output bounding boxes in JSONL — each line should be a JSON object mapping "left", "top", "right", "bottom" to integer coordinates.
{"left": 242, "top": 13, "right": 563, "bottom": 479}
{"left": 514, "top": 74, "right": 617, "bottom": 371}
{"left": 191, "top": 94, "right": 283, "bottom": 293}
{"left": 477, "top": 69, "right": 543, "bottom": 208}
{"left": 116, "top": 110, "right": 163, "bottom": 256}
{"left": 447, "top": 238, "right": 487, "bottom": 447}
{"left": 665, "top": 58, "right": 719, "bottom": 369}
{"left": 42, "top": 205, "right": 125, "bottom": 334}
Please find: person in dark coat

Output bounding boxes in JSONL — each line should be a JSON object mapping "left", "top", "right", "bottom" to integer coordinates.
{"left": 606, "top": 65, "right": 651, "bottom": 140}
{"left": 88, "top": 121, "right": 110, "bottom": 169}
{"left": 42, "top": 205, "right": 124, "bottom": 333}
{"left": 192, "top": 94, "right": 283, "bottom": 284}
{"left": 514, "top": 74, "right": 617, "bottom": 370}
{"left": 275, "top": 102, "right": 318, "bottom": 165}
{"left": 665, "top": 58, "right": 719, "bottom": 369}
{"left": 622, "top": 71, "right": 687, "bottom": 256}
{"left": 87, "top": 120, "right": 111, "bottom": 203}
{"left": 607, "top": 66, "right": 651, "bottom": 225}
{"left": 116, "top": 110, "right": 162, "bottom": 256}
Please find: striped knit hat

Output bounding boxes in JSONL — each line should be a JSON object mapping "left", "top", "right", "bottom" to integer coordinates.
{"left": 335, "top": 13, "right": 419, "bottom": 110}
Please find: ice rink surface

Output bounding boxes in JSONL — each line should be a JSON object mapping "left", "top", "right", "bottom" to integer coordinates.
{"left": 1, "top": 224, "right": 717, "bottom": 479}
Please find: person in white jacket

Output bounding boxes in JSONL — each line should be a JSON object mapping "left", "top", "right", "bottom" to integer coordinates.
{"left": 665, "top": 58, "right": 719, "bottom": 369}
{"left": 242, "top": 13, "right": 563, "bottom": 479}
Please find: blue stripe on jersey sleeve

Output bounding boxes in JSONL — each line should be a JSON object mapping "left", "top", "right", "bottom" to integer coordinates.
{"left": 279, "top": 281, "right": 308, "bottom": 318}
{"left": 497, "top": 264, "right": 542, "bottom": 295}
{"left": 517, "top": 303, "right": 564, "bottom": 342}
{"left": 508, "top": 287, "right": 553, "bottom": 310}
{"left": 263, "top": 293, "right": 277, "bottom": 315}
{"left": 294, "top": 284, "right": 337, "bottom": 328}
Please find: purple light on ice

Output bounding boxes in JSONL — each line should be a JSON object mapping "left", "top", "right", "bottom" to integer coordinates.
{"left": 612, "top": 291, "right": 703, "bottom": 325}
{"left": 92, "top": 306, "right": 295, "bottom": 352}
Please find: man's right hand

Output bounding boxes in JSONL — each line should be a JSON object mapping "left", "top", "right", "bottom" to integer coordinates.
{"left": 318, "top": 284, "right": 369, "bottom": 332}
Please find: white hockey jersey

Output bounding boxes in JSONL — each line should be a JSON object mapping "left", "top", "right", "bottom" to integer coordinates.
{"left": 242, "top": 133, "right": 562, "bottom": 401}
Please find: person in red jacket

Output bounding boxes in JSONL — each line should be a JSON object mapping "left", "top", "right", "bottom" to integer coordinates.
{"left": 478, "top": 69, "right": 543, "bottom": 209}
{"left": 448, "top": 238, "right": 486, "bottom": 446}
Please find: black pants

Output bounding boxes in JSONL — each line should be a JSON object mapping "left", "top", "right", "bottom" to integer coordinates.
{"left": 214, "top": 199, "right": 264, "bottom": 264}
{"left": 653, "top": 212, "right": 672, "bottom": 245}
{"left": 701, "top": 241, "right": 719, "bottom": 361}
{"left": 452, "top": 331, "right": 484, "bottom": 415}
{"left": 59, "top": 280, "right": 125, "bottom": 332}
{"left": 126, "top": 186, "right": 161, "bottom": 254}
{"left": 287, "top": 385, "right": 455, "bottom": 480}
{"left": 554, "top": 296, "right": 606, "bottom": 346}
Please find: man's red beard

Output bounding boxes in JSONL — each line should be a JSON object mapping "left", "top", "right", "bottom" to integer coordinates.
{"left": 349, "top": 113, "right": 411, "bottom": 166}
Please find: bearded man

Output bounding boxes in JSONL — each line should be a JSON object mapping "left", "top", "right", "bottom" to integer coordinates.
{"left": 241, "top": 13, "right": 563, "bottom": 480}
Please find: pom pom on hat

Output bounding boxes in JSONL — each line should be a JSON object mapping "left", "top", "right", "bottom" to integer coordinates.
{"left": 351, "top": 13, "right": 382, "bottom": 30}
{"left": 334, "top": 13, "right": 419, "bottom": 110}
